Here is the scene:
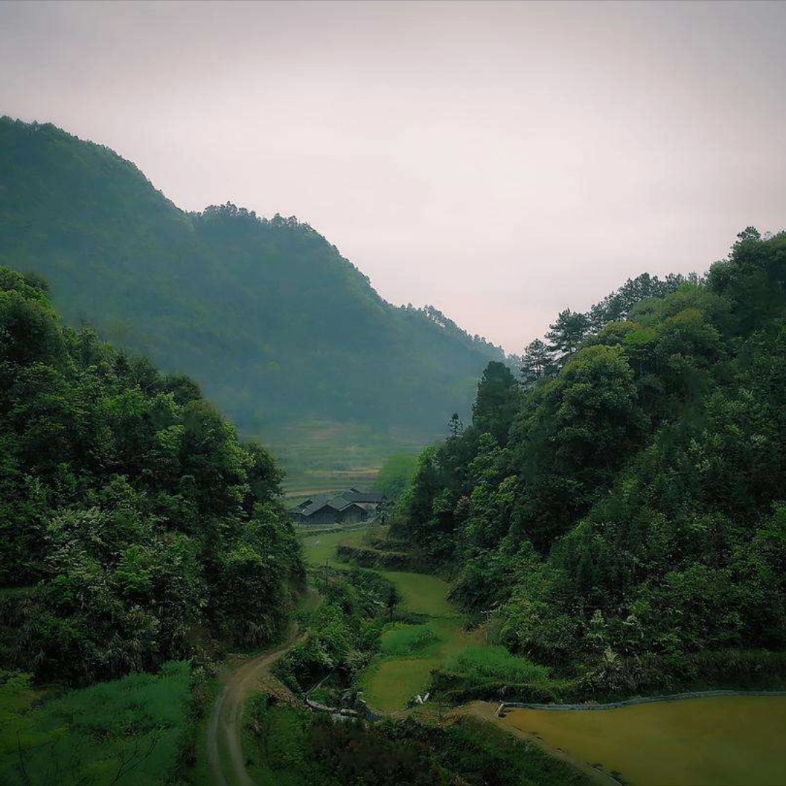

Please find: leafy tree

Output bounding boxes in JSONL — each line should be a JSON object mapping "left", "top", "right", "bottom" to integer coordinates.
{"left": 588, "top": 272, "right": 690, "bottom": 328}
{"left": 374, "top": 454, "right": 418, "bottom": 502}
{"left": 0, "top": 267, "right": 304, "bottom": 684}
{"left": 520, "top": 339, "right": 554, "bottom": 388}
{"left": 471, "top": 361, "right": 518, "bottom": 445}
{"left": 510, "top": 344, "right": 647, "bottom": 550}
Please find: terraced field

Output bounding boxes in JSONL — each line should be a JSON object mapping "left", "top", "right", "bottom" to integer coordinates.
{"left": 267, "top": 420, "right": 426, "bottom": 497}
{"left": 301, "top": 528, "right": 786, "bottom": 785}
{"left": 301, "top": 527, "right": 485, "bottom": 712}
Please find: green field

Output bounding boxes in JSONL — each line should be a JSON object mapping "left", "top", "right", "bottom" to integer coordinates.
{"left": 301, "top": 526, "right": 487, "bottom": 712}
{"left": 501, "top": 695, "right": 786, "bottom": 786}
{"left": 262, "top": 420, "right": 426, "bottom": 497}
{"left": 301, "top": 527, "right": 370, "bottom": 567}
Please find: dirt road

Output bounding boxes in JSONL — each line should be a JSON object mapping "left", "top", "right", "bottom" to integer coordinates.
{"left": 205, "top": 607, "right": 314, "bottom": 785}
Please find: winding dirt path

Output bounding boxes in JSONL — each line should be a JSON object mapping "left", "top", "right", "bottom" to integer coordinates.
{"left": 206, "top": 589, "right": 321, "bottom": 786}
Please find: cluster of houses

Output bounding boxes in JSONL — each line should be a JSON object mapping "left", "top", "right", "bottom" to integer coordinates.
{"left": 291, "top": 488, "right": 386, "bottom": 526}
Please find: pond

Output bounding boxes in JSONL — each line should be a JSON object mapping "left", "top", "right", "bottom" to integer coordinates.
{"left": 498, "top": 695, "right": 786, "bottom": 786}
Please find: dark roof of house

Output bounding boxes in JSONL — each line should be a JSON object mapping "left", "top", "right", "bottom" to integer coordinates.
{"left": 297, "top": 495, "right": 333, "bottom": 517}
{"left": 328, "top": 495, "right": 353, "bottom": 511}
{"left": 295, "top": 489, "right": 384, "bottom": 518}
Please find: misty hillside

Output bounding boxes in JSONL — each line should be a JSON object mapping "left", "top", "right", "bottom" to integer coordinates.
{"left": 0, "top": 117, "right": 504, "bottom": 473}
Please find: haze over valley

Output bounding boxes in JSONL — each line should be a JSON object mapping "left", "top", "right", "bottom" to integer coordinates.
{"left": 1, "top": 3, "right": 786, "bottom": 785}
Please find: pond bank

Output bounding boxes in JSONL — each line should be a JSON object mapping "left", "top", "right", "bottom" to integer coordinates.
{"left": 497, "top": 687, "right": 786, "bottom": 713}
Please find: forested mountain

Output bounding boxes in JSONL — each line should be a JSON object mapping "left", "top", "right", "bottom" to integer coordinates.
{"left": 0, "top": 117, "right": 503, "bottom": 471}
{"left": 394, "top": 229, "right": 786, "bottom": 692}
{"left": 0, "top": 267, "right": 303, "bottom": 685}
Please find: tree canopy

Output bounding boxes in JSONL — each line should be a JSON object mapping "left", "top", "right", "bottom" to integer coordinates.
{"left": 392, "top": 229, "right": 786, "bottom": 688}
{"left": 0, "top": 267, "right": 304, "bottom": 685}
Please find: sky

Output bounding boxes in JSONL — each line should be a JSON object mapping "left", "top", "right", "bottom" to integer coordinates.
{"left": 1, "top": 0, "right": 785, "bottom": 353}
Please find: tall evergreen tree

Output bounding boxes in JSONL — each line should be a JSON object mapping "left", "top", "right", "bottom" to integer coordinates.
{"left": 545, "top": 309, "right": 591, "bottom": 360}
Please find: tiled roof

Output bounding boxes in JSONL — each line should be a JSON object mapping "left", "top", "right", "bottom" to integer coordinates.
{"left": 297, "top": 489, "right": 384, "bottom": 517}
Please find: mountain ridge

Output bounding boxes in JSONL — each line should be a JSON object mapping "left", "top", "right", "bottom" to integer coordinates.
{"left": 0, "top": 116, "right": 505, "bottom": 477}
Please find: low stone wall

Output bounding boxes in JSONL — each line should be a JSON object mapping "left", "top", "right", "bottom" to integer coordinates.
{"left": 304, "top": 696, "right": 380, "bottom": 722}
{"left": 495, "top": 688, "right": 786, "bottom": 716}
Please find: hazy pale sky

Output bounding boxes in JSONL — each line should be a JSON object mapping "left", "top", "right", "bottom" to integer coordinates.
{"left": 1, "top": 0, "right": 785, "bottom": 352}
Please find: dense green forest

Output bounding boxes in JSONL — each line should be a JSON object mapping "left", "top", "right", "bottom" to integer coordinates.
{"left": 0, "top": 266, "right": 303, "bottom": 686}
{"left": 0, "top": 117, "right": 503, "bottom": 476}
{"left": 393, "top": 229, "right": 786, "bottom": 694}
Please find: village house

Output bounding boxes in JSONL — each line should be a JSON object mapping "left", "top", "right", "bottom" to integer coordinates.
{"left": 292, "top": 488, "right": 385, "bottom": 527}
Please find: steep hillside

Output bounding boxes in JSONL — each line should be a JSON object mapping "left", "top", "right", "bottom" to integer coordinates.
{"left": 392, "top": 229, "right": 786, "bottom": 696}
{"left": 0, "top": 117, "right": 503, "bottom": 478}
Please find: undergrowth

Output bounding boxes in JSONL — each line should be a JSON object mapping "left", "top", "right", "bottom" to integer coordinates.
{"left": 0, "top": 662, "right": 197, "bottom": 786}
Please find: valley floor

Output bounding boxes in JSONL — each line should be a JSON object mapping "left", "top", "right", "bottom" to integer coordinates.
{"left": 300, "top": 525, "right": 786, "bottom": 786}
{"left": 11, "top": 528, "right": 781, "bottom": 785}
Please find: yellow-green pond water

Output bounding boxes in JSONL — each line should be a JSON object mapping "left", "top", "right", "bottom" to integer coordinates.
{"left": 502, "top": 695, "right": 786, "bottom": 785}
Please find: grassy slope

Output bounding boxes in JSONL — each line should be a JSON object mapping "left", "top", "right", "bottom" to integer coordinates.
{"left": 0, "top": 663, "right": 194, "bottom": 786}
{"left": 358, "top": 580, "right": 481, "bottom": 711}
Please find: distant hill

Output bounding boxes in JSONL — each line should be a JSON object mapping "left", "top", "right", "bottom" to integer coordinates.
{"left": 0, "top": 117, "right": 504, "bottom": 478}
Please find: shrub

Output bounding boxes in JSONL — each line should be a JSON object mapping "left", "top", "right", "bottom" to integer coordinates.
{"left": 380, "top": 624, "right": 439, "bottom": 657}
{"left": 445, "top": 646, "right": 551, "bottom": 683}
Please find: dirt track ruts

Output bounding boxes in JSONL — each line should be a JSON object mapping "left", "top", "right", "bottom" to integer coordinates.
{"left": 206, "top": 603, "right": 315, "bottom": 786}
